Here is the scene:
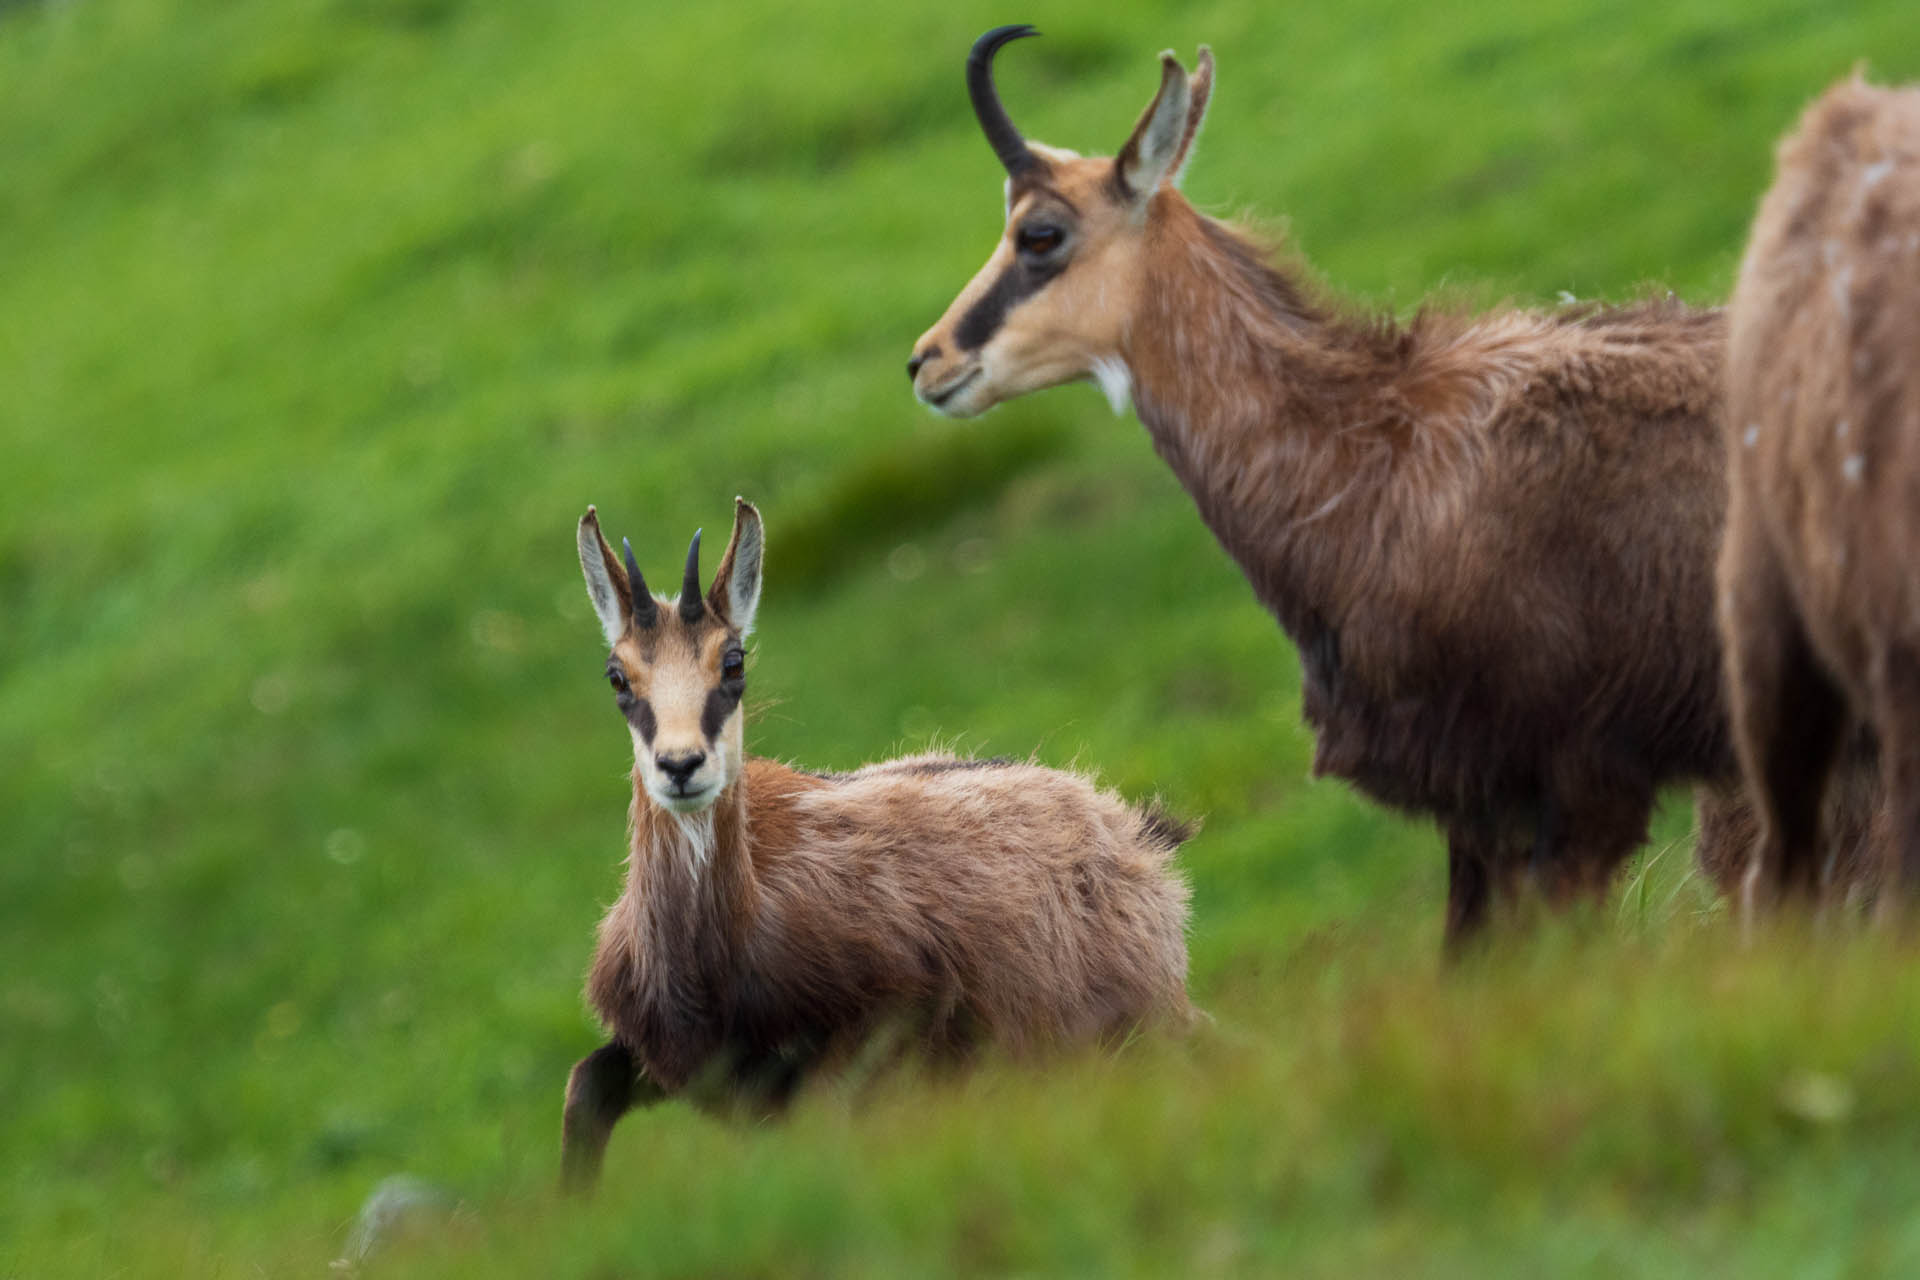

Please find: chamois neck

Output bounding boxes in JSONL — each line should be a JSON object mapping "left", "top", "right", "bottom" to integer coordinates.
{"left": 1122, "top": 199, "right": 1427, "bottom": 607}
{"left": 1127, "top": 199, "right": 1408, "bottom": 451}
{"left": 626, "top": 772, "right": 755, "bottom": 944}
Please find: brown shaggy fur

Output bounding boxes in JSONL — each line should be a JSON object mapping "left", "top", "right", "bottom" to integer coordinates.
{"left": 560, "top": 503, "right": 1192, "bottom": 1191}
{"left": 1693, "top": 742, "right": 1885, "bottom": 906}
{"left": 1720, "top": 77, "right": 1920, "bottom": 911}
{"left": 1131, "top": 217, "right": 1738, "bottom": 941}
{"left": 910, "top": 37, "right": 1881, "bottom": 944}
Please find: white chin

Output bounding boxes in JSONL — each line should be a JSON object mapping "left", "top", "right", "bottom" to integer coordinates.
{"left": 918, "top": 371, "right": 992, "bottom": 419}
{"left": 653, "top": 787, "right": 718, "bottom": 814}
{"left": 934, "top": 388, "right": 990, "bottom": 419}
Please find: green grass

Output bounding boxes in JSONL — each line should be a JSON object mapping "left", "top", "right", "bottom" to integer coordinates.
{"left": 3, "top": 0, "right": 1917, "bottom": 1273}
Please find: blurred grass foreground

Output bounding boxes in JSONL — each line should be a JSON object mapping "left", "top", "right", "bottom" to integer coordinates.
{"left": 4, "top": 0, "right": 1920, "bottom": 1274}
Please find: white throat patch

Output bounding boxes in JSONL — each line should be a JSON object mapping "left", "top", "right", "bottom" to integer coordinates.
{"left": 1091, "top": 356, "right": 1134, "bottom": 416}
{"left": 661, "top": 807, "right": 717, "bottom": 881}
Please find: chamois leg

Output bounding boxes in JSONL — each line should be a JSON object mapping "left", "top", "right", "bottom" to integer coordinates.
{"left": 1722, "top": 534, "right": 1846, "bottom": 917}
{"left": 1874, "top": 643, "right": 1920, "bottom": 915}
{"left": 1691, "top": 782, "right": 1759, "bottom": 901}
{"left": 561, "top": 1041, "right": 663, "bottom": 1196}
{"left": 1443, "top": 814, "right": 1500, "bottom": 954}
{"left": 1819, "top": 732, "right": 1885, "bottom": 907}
{"left": 1538, "top": 778, "right": 1653, "bottom": 911}
{"left": 1526, "top": 789, "right": 1565, "bottom": 900}
{"left": 1743, "top": 657, "right": 1845, "bottom": 913}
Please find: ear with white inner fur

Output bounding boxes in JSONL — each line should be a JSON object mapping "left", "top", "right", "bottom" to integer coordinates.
{"left": 578, "top": 507, "right": 633, "bottom": 645}
{"left": 1114, "top": 51, "right": 1192, "bottom": 203}
{"left": 707, "top": 497, "right": 764, "bottom": 635}
{"left": 1168, "top": 47, "right": 1214, "bottom": 187}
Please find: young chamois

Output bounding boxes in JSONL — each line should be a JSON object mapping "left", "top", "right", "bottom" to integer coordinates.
{"left": 560, "top": 499, "right": 1193, "bottom": 1191}
{"left": 909, "top": 27, "right": 1836, "bottom": 945}
{"left": 1720, "top": 78, "right": 1920, "bottom": 914}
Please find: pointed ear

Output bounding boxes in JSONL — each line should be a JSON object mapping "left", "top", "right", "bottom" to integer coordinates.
{"left": 707, "top": 497, "right": 764, "bottom": 636}
{"left": 1113, "top": 50, "right": 1192, "bottom": 205}
{"left": 1168, "top": 47, "right": 1213, "bottom": 188}
{"left": 578, "top": 506, "right": 632, "bottom": 645}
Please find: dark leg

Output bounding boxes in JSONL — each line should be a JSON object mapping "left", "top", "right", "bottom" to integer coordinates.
{"left": 1721, "top": 533, "right": 1846, "bottom": 917}
{"left": 1750, "top": 656, "right": 1845, "bottom": 907}
{"left": 1816, "top": 731, "right": 1883, "bottom": 908}
{"left": 1527, "top": 789, "right": 1564, "bottom": 899}
{"left": 561, "top": 1042, "right": 661, "bottom": 1196}
{"left": 1875, "top": 643, "right": 1920, "bottom": 913}
{"left": 1540, "top": 777, "right": 1653, "bottom": 911}
{"left": 1692, "top": 782, "right": 1759, "bottom": 901}
{"left": 1444, "top": 815, "right": 1496, "bottom": 955}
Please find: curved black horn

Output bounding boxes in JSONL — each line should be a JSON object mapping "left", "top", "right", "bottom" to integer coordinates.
{"left": 968, "top": 25, "right": 1041, "bottom": 178}
{"left": 623, "top": 538, "right": 658, "bottom": 628}
{"left": 678, "top": 529, "right": 705, "bottom": 624}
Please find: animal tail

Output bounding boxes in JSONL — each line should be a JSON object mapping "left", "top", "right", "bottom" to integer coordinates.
{"left": 1137, "top": 802, "right": 1199, "bottom": 852}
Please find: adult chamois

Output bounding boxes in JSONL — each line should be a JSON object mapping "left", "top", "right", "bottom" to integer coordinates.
{"left": 560, "top": 499, "right": 1193, "bottom": 1192}
{"left": 911, "top": 27, "right": 1774, "bottom": 945}
{"left": 1720, "top": 77, "right": 1920, "bottom": 914}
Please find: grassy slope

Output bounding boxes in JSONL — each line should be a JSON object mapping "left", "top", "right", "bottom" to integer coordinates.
{"left": 2, "top": 0, "right": 1917, "bottom": 1273}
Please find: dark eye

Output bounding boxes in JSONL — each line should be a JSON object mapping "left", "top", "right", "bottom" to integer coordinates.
{"left": 1016, "top": 224, "right": 1064, "bottom": 257}
{"left": 607, "top": 665, "right": 631, "bottom": 698}
{"left": 722, "top": 649, "right": 745, "bottom": 682}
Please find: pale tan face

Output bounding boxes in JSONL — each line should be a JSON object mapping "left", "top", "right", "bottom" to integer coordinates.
{"left": 910, "top": 149, "right": 1147, "bottom": 418}
{"left": 578, "top": 502, "right": 763, "bottom": 816}
{"left": 606, "top": 613, "right": 746, "bottom": 814}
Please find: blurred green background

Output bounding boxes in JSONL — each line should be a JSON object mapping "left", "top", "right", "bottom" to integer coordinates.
{"left": 5, "top": 0, "right": 1920, "bottom": 1274}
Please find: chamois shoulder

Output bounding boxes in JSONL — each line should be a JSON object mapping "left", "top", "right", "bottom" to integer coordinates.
{"left": 1396, "top": 296, "right": 1723, "bottom": 433}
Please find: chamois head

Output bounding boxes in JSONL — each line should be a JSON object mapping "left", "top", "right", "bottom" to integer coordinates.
{"left": 577, "top": 499, "right": 764, "bottom": 814}
{"left": 909, "top": 26, "right": 1214, "bottom": 417}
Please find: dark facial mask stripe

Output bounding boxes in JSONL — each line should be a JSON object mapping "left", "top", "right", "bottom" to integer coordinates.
{"left": 701, "top": 684, "right": 743, "bottom": 741}
{"left": 628, "top": 697, "right": 657, "bottom": 745}
{"left": 954, "top": 253, "right": 1066, "bottom": 351}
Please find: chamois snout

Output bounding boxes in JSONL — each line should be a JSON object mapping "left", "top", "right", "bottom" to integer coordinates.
{"left": 909, "top": 332, "right": 987, "bottom": 416}
{"left": 660, "top": 744, "right": 721, "bottom": 794}
{"left": 656, "top": 750, "right": 707, "bottom": 789}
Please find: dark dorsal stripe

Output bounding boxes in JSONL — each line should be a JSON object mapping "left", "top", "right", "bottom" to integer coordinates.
{"left": 873, "top": 756, "right": 1016, "bottom": 778}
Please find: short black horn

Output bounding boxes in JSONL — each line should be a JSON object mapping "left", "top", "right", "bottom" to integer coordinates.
{"left": 968, "top": 25, "right": 1042, "bottom": 179}
{"left": 678, "top": 529, "right": 704, "bottom": 624}
{"left": 623, "top": 538, "right": 658, "bottom": 628}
